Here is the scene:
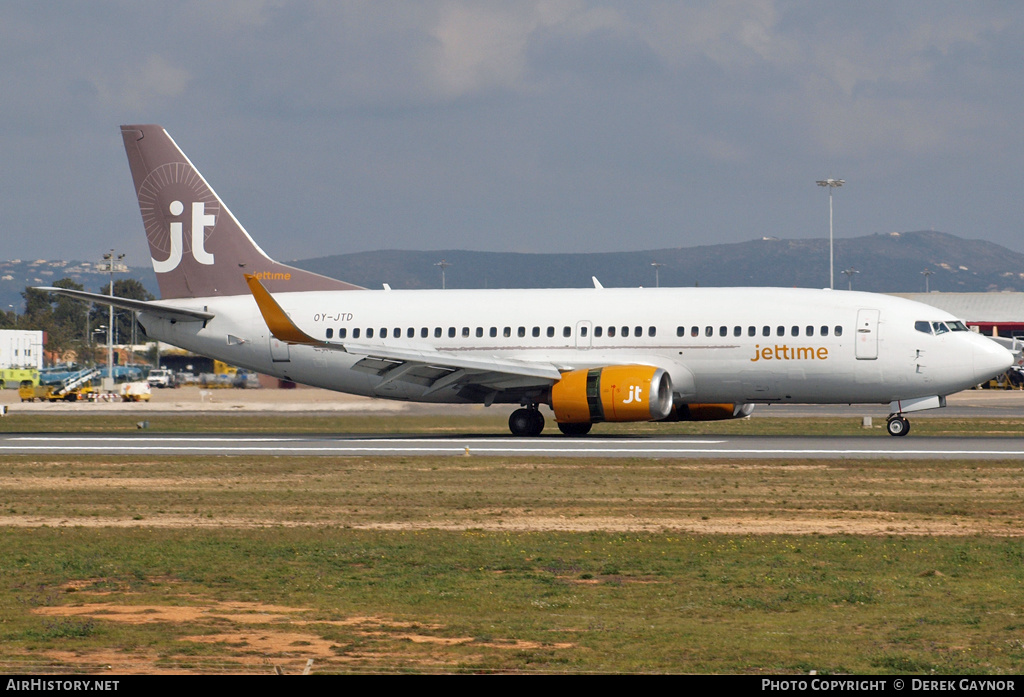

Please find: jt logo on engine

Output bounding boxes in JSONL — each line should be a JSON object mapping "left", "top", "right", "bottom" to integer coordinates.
{"left": 623, "top": 385, "right": 643, "bottom": 404}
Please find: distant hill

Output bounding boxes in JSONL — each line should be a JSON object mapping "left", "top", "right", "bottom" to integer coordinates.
{"left": 291, "top": 231, "right": 1024, "bottom": 293}
{"left": 4, "top": 230, "right": 1023, "bottom": 313}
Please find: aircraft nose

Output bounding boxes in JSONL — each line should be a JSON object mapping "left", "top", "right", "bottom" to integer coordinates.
{"left": 973, "top": 338, "right": 1015, "bottom": 383}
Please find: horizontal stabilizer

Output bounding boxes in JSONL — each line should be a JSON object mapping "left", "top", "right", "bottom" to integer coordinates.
{"left": 34, "top": 287, "right": 214, "bottom": 322}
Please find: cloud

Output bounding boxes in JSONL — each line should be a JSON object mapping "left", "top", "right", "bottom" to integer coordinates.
{"left": 91, "top": 55, "right": 191, "bottom": 113}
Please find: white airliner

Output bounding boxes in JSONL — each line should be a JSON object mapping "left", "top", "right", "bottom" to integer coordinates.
{"left": 42, "top": 125, "right": 1014, "bottom": 437}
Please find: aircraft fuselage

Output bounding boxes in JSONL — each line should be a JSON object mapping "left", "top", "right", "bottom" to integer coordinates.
{"left": 140, "top": 285, "right": 1009, "bottom": 407}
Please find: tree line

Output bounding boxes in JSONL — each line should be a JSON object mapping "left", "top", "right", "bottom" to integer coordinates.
{"left": 0, "top": 278, "right": 154, "bottom": 361}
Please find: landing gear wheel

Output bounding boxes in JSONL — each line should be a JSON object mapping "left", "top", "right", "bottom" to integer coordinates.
{"left": 557, "top": 422, "right": 592, "bottom": 436}
{"left": 509, "top": 408, "right": 544, "bottom": 437}
{"left": 886, "top": 416, "right": 910, "bottom": 437}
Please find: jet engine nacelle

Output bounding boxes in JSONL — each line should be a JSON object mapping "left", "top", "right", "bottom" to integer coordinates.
{"left": 551, "top": 365, "right": 672, "bottom": 424}
{"left": 664, "top": 403, "right": 755, "bottom": 421}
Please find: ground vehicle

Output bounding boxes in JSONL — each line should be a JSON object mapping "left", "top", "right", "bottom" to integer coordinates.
{"left": 120, "top": 381, "right": 152, "bottom": 401}
{"left": 19, "top": 369, "right": 98, "bottom": 402}
{"left": 1, "top": 369, "right": 39, "bottom": 390}
{"left": 147, "top": 368, "right": 177, "bottom": 388}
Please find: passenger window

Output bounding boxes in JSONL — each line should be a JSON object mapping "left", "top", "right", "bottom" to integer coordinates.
{"left": 394, "top": 327, "right": 401, "bottom": 338}
{"left": 448, "top": 327, "right": 456, "bottom": 338}
{"left": 518, "top": 327, "right": 526, "bottom": 338}
{"left": 476, "top": 327, "right": 483, "bottom": 338}
{"left": 649, "top": 326, "right": 656, "bottom": 337}
{"left": 791, "top": 326, "right": 799, "bottom": 337}
{"left": 380, "top": 328, "right": 387, "bottom": 339}
{"left": 777, "top": 326, "right": 785, "bottom": 337}
{"left": 635, "top": 326, "right": 642, "bottom": 338}
{"left": 367, "top": 328, "right": 374, "bottom": 339}
{"left": 353, "top": 328, "right": 361, "bottom": 339}
{"left": 504, "top": 327, "right": 511, "bottom": 338}
{"left": 762, "top": 326, "right": 770, "bottom": 337}
{"left": 719, "top": 326, "right": 727, "bottom": 337}
{"left": 547, "top": 327, "right": 555, "bottom": 337}
{"left": 462, "top": 327, "right": 470, "bottom": 338}
{"left": 915, "top": 321, "right": 932, "bottom": 334}
{"left": 622, "top": 326, "right": 629, "bottom": 337}
{"left": 326, "top": 328, "right": 333, "bottom": 339}
{"left": 820, "top": 326, "right": 828, "bottom": 337}
{"left": 609, "top": 326, "right": 617, "bottom": 338}
{"left": 339, "top": 328, "right": 347, "bottom": 339}
{"left": 595, "top": 326, "right": 603, "bottom": 338}
{"left": 705, "top": 326, "right": 713, "bottom": 337}
{"left": 677, "top": 326, "right": 685, "bottom": 337}
{"left": 532, "top": 327, "right": 540, "bottom": 337}
{"left": 490, "top": 327, "right": 497, "bottom": 338}
{"left": 748, "top": 326, "right": 755, "bottom": 337}
{"left": 733, "top": 326, "right": 741, "bottom": 337}
{"left": 806, "top": 326, "right": 814, "bottom": 337}
{"left": 565, "top": 327, "right": 573, "bottom": 338}
{"left": 835, "top": 326, "right": 843, "bottom": 337}
{"left": 434, "top": 327, "right": 442, "bottom": 338}
{"left": 691, "top": 326, "right": 699, "bottom": 337}
{"left": 581, "top": 326, "right": 589, "bottom": 337}
{"left": 407, "top": 328, "right": 415, "bottom": 338}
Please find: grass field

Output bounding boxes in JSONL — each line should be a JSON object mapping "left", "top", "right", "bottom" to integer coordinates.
{"left": 1, "top": 406, "right": 1023, "bottom": 675}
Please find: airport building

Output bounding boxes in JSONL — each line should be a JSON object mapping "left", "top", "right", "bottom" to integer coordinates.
{"left": 894, "top": 293, "right": 1024, "bottom": 338}
{"left": 0, "top": 329, "right": 44, "bottom": 370}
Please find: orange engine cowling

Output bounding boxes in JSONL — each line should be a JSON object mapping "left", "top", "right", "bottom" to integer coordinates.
{"left": 550, "top": 366, "right": 673, "bottom": 424}
{"left": 665, "top": 403, "right": 755, "bottom": 421}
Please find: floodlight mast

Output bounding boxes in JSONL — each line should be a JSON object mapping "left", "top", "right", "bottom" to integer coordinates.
{"left": 101, "top": 250, "right": 126, "bottom": 387}
{"left": 816, "top": 178, "right": 844, "bottom": 290}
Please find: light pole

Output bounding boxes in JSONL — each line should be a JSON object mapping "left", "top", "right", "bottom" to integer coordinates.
{"left": 842, "top": 267, "right": 859, "bottom": 291}
{"left": 921, "top": 269, "right": 934, "bottom": 293}
{"left": 435, "top": 259, "right": 451, "bottom": 289}
{"left": 651, "top": 262, "right": 664, "bottom": 288}
{"left": 102, "top": 250, "right": 126, "bottom": 388}
{"left": 816, "top": 178, "right": 844, "bottom": 289}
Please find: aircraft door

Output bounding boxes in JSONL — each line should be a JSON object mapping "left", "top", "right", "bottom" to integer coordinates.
{"left": 855, "top": 309, "right": 879, "bottom": 360}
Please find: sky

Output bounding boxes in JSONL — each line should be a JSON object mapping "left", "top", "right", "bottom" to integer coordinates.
{"left": 2, "top": 1, "right": 1023, "bottom": 267}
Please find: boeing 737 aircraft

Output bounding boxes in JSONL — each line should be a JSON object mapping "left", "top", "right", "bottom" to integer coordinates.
{"left": 41, "top": 125, "right": 1014, "bottom": 437}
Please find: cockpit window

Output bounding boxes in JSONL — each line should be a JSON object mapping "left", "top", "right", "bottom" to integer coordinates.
{"left": 947, "top": 320, "right": 969, "bottom": 332}
{"left": 932, "top": 321, "right": 949, "bottom": 335}
{"left": 915, "top": 321, "right": 933, "bottom": 334}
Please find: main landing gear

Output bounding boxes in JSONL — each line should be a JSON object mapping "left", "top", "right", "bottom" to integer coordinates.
{"left": 886, "top": 414, "right": 911, "bottom": 437}
{"left": 508, "top": 406, "right": 595, "bottom": 437}
{"left": 509, "top": 406, "right": 545, "bottom": 437}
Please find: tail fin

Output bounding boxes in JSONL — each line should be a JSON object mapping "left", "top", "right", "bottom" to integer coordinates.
{"left": 121, "top": 124, "right": 362, "bottom": 299}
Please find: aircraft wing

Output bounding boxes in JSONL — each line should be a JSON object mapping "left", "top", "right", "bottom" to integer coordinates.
{"left": 245, "top": 275, "right": 561, "bottom": 394}
{"left": 34, "top": 287, "right": 215, "bottom": 322}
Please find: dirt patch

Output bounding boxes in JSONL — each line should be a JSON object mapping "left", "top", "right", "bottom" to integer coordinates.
{"left": 3, "top": 511, "right": 1020, "bottom": 535}
{"left": 29, "top": 590, "right": 575, "bottom": 674}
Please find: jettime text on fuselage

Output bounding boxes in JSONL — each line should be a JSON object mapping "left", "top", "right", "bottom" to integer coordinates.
{"left": 750, "top": 345, "right": 829, "bottom": 362}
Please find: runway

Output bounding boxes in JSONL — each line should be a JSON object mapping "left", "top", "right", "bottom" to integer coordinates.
{"left": 3, "top": 432, "right": 1023, "bottom": 459}
{"left": 2, "top": 387, "right": 1021, "bottom": 459}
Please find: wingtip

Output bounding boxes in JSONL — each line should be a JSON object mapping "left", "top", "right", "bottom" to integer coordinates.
{"left": 245, "top": 274, "right": 318, "bottom": 345}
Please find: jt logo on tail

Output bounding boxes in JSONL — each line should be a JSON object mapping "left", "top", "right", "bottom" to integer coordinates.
{"left": 152, "top": 200, "right": 216, "bottom": 272}
{"left": 121, "top": 124, "right": 362, "bottom": 298}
